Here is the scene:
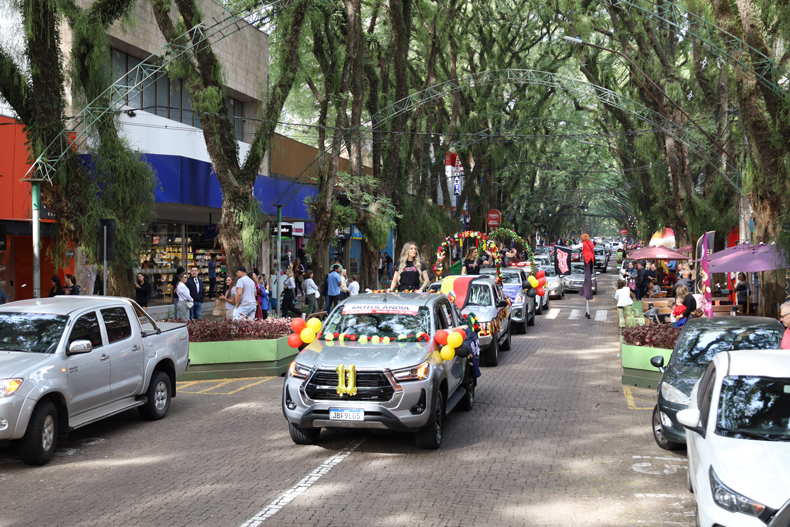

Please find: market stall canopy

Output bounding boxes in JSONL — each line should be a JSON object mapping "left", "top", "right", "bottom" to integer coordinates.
{"left": 676, "top": 244, "right": 693, "bottom": 254}
{"left": 649, "top": 228, "right": 675, "bottom": 248}
{"left": 628, "top": 246, "right": 691, "bottom": 261}
{"left": 707, "top": 243, "right": 752, "bottom": 263}
{"left": 709, "top": 243, "right": 788, "bottom": 273}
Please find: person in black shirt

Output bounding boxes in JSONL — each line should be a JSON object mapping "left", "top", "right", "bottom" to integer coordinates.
{"left": 49, "top": 276, "right": 64, "bottom": 297}
{"left": 461, "top": 248, "right": 489, "bottom": 275}
{"left": 389, "top": 242, "right": 430, "bottom": 292}
{"left": 135, "top": 273, "right": 153, "bottom": 310}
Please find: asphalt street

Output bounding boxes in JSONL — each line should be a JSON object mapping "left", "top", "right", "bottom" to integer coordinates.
{"left": 0, "top": 261, "right": 693, "bottom": 527}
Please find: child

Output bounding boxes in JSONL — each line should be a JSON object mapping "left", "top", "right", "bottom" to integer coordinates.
{"left": 671, "top": 301, "right": 688, "bottom": 327}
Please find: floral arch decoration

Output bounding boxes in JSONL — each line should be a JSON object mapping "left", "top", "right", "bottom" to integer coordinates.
{"left": 433, "top": 231, "right": 502, "bottom": 283}
{"left": 488, "top": 227, "right": 535, "bottom": 273}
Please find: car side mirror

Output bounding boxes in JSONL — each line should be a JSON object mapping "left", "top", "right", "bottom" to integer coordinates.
{"left": 676, "top": 408, "right": 706, "bottom": 438}
{"left": 496, "top": 299, "right": 509, "bottom": 308}
{"left": 650, "top": 355, "right": 665, "bottom": 373}
{"left": 68, "top": 340, "right": 93, "bottom": 355}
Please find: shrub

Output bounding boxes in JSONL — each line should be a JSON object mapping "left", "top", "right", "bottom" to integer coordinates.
{"left": 620, "top": 323, "right": 681, "bottom": 349}
{"left": 175, "top": 318, "right": 293, "bottom": 343}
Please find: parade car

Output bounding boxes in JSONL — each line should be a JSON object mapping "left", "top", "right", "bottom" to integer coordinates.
{"left": 480, "top": 268, "right": 534, "bottom": 333}
{"left": 430, "top": 276, "right": 511, "bottom": 366}
{"left": 594, "top": 247, "right": 609, "bottom": 272}
{"left": 538, "top": 266, "right": 565, "bottom": 300}
{"left": 561, "top": 263, "right": 598, "bottom": 295}
{"left": 282, "top": 293, "right": 477, "bottom": 449}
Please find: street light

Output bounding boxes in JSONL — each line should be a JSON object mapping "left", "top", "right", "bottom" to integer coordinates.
{"left": 563, "top": 36, "right": 737, "bottom": 166}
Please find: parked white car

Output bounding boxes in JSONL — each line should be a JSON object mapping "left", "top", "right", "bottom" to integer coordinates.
{"left": 679, "top": 349, "right": 790, "bottom": 527}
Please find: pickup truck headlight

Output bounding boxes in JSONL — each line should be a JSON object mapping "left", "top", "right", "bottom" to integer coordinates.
{"left": 660, "top": 382, "right": 690, "bottom": 406}
{"left": 288, "top": 361, "right": 311, "bottom": 379}
{"left": 515, "top": 293, "right": 524, "bottom": 303}
{"left": 709, "top": 466, "right": 767, "bottom": 517}
{"left": 0, "top": 379, "right": 23, "bottom": 398}
{"left": 392, "top": 361, "right": 430, "bottom": 382}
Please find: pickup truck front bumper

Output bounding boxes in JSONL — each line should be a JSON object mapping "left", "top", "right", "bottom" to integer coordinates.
{"left": 282, "top": 372, "right": 436, "bottom": 432}
{"left": 0, "top": 394, "right": 36, "bottom": 440}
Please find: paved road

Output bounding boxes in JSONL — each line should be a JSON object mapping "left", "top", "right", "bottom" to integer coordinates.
{"left": 0, "top": 261, "right": 694, "bottom": 526}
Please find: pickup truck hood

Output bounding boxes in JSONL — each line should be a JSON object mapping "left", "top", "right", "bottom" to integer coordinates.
{"left": 461, "top": 305, "right": 496, "bottom": 322}
{"left": 157, "top": 322, "right": 187, "bottom": 332}
{"left": 0, "top": 351, "right": 51, "bottom": 377}
{"left": 298, "top": 340, "right": 434, "bottom": 371}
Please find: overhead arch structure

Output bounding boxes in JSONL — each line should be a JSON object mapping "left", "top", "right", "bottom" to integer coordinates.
{"left": 276, "top": 69, "right": 742, "bottom": 207}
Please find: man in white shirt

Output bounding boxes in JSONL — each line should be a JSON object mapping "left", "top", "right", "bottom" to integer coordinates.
{"left": 233, "top": 266, "right": 258, "bottom": 319}
{"left": 348, "top": 275, "right": 360, "bottom": 296}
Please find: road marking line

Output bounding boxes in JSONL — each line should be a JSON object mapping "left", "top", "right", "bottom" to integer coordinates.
{"left": 595, "top": 310, "right": 607, "bottom": 321}
{"left": 569, "top": 309, "right": 580, "bottom": 320}
{"left": 634, "top": 493, "right": 690, "bottom": 499}
{"left": 223, "top": 377, "right": 273, "bottom": 394}
{"left": 546, "top": 308, "right": 560, "bottom": 319}
{"left": 239, "top": 440, "right": 364, "bottom": 526}
{"left": 623, "top": 386, "right": 653, "bottom": 410}
{"left": 176, "top": 381, "right": 200, "bottom": 389}
{"left": 189, "top": 380, "right": 236, "bottom": 394}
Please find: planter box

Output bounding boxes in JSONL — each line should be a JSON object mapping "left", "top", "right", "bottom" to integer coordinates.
{"left": 179, "top": 336, "right": 297, "bottom": 380}
{"left": 621, "top": 343, "right": 672, "bottom": 389}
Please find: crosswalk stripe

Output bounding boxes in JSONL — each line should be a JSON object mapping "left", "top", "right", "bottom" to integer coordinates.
{"left": 546, "top": 308, "right": 560, "bottom": 319}
{"left": 569, "top": 309, "right": 580, "bottom": 320}
{"left": 595, "top": 310, "right": 607, "bottom": 321}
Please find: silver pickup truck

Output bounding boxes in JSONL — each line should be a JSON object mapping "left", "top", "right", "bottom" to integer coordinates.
{"left": 0, "top": 297, "right": 189, "bottom": 465}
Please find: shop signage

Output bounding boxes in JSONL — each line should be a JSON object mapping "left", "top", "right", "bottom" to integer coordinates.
{"left": 204, "top": 224, "right": 218, "bottom": 240}
{"left": 486, "top": 209, "right": 501, "bottom": 227}
{"left": 620, "top": 228, "right": 628, "bottom": 235}
{"left": 453, "top": 177, "right": 461, "bottom": 196}
{"left": 271, "top": 225, "right": 293, "bottom": 237}
{"left": 292, "top": 222, "right": 305, "bottom": 237}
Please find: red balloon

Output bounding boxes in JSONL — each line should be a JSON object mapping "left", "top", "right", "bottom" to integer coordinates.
{"left": 536, "top": 270, "right": 545, "bottom": 279}
{"left": 536, "top": 287, "right": 546, "bottom": 297}
{"left": 435, "top": 329, "right": 449, "bottom": 345}
{"left": 291, "top": 318, "right": 307, "bottom": 333}
{"left": 454, "top": 328, "right": 466, "bottom": 337}
{"left": 538, "top": 277, "right": 547, "bottom": 287}
{"left": 287, "top": 333, "right": 303, "bottom": 348}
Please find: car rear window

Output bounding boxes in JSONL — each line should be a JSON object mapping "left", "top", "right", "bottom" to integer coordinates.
{"left": 673, "top": 326, "right": 782, "bottom": 366}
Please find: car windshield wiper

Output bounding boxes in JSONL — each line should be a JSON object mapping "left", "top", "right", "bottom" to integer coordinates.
{"left": 719, "top": 427, "right": 781, "bottom": 441}
{"left": 0, "top": 341, "right": 30, "bottom": 352}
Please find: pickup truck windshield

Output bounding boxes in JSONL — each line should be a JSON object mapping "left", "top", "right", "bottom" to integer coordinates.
{"left": 499, "top": 273, "right": 522, "bottom": 284}
{"left": 323, "top": 307, "right": 430, "bottom": 337}
{"left": 0, "top": 313, "right": 68, "bottom": 353}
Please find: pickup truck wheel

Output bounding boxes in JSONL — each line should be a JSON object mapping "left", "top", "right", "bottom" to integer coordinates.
{"left": 458, "top": 378, "right": 475, "bottom": 412}
{"left": 500, "top": 324, "right": 511, "bottom": 351}
{"left": 527, "top": 306, "right": 535, "bottom": 326}
{"left": 482, "top": 336, "right": 499, "bottom": 367}
{"left": 138, "top": 371, "right": 171, "bottom": 421}
{"left": 19, "top": 400, "right": 58, "bottom": 466}
{"left": 288, "top": 422, "right": 321, "bottom": 445}
{"left": 415, "top": 390, "right": 444, "bottom": 449}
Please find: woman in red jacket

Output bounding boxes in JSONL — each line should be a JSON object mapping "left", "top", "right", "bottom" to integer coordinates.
{"left": 577, "top": 234, "right": 595, "bottom": 318}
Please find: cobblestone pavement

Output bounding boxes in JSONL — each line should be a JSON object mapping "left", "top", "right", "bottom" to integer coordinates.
{"left": 0, "top": 263, "right": 693, "bottom": 527}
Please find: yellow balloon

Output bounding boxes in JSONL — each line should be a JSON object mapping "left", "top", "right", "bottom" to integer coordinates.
{"left": 440, "top": 345, "right": 456, "bottom": 361}
{"left": 300, "top": 328, "right": 316, "bottom": 344}
{"left": 447, "top": 332, "right": 463, "bottom": 348}
{"left": 306, "top": 318, "right": 322, "bottom": 333}
{"left": 430, "top": 351, "right": 443, "bottom": 364}
{"left": 528, "top": 276, "right": 539, "bottom": 288}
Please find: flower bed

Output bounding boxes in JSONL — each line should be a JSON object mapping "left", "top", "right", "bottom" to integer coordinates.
{"left": 182, "top": 318, "right": 292, "bottom": 343}
{"left": 620, "top": 324, "right": 681, "bottom": 349}
{"left": 619, "top": 322, "right": 680, "bottom": 389}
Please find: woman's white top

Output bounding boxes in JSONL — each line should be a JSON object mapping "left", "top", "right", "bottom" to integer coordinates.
{"left": 615, "top": 286, "right": 633, "bottom": 307}
{"left": 223, "top": 285, "right": 236, "bottom": 310}
{"left": 348, "top": 281, "right": 360, "bottom": 296}
{"left": 304, "top": 278, "right": 319, "bottom": 295}
{"left": 340, "top": 277, "right": 348, "bottom": 292}
{"left": 284, "top": 277, "right": 296, "bottom": 290}
{"left": 176, "top": 282, "right": 193, "bottom": 302}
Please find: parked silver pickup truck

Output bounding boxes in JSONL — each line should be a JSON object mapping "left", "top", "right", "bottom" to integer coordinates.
{"left": 0, "top": 297, "right": 189, "bottom": 465}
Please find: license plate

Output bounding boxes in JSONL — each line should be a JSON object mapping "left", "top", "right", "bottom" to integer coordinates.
{"left": 329, "top": 408, "right": 364, "bottom": 421}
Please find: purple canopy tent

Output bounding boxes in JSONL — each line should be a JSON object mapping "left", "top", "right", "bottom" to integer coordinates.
{"left": 627, "top": 246, "right": 692, "bottom": 261}
{"left": 709, "top": 243, "right": 788, "bottom": 274}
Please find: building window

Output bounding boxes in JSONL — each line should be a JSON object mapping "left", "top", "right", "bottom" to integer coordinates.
{"left": 112, "top": 48, "right": 245, "bottom": 141}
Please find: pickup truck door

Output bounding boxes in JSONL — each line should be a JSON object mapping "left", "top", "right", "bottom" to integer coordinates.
{"left": 493, "top": 284, "right": 510, "bottom": 337}
{"left": 435, "top": 299, "right": 463, "bottom": 392}
{"left": 66, "top": 311, "right": 111, "bottom": 415}
{"left": 100, "top": 307, "right": 144, "bottom": 401}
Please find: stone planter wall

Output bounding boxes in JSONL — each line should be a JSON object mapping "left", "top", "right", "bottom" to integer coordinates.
{"left": 179, "top": 336, "right": 297, "bottom": 380}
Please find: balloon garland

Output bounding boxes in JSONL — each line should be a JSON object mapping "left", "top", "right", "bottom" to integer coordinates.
{"left": 433, "top": 231, "right": 503, "bottom": 283}
{"left": 488, "top": 227, "right": 535, "bottom": 271}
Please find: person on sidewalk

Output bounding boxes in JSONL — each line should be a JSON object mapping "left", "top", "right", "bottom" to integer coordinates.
{"left": 325, "top": 264, "right": 343, "bottom": 313}
{"left": 175, "top": 273, "right": 193, "bottom": 321}
{"left": 186, "top": 266, "right": 205, "bottom": 319}
{"left": 780, "top": 301, "right": 790, "bottom": 349}
{"left": 218, "top": 276, "right": 236, "bottom": 320}
{"left": 635, "top": 261, "right": 648, "bottom": 300}
{"left": 255, "top": 273, "right": 269, "bottom": 320}
{"left": 135, "top": 273, "right": 153, "bottom": 311}
{"left": 615, "top": 279, "right": 633, "bottom": 309}
{"left": 348, "top": 275, "right": 360, "bottom": 296}
{"left": 281, "top": 268, "right": 303, "bottom": 319}
{"left": 573, "top": 234, "right": 595, "bottom": 318}
{"left": 63, "top": 274, "right": 81, "bottom": 296}
{"left": 233, "top": 266, "right": 257, "bottom": 319}
{"left": 303, "top": 270, "right": 319, "bottom": 315}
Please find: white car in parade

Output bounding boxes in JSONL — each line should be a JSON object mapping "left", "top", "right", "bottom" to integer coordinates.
{"left": 678, "top": 349, "right": 790, "bottom": 527}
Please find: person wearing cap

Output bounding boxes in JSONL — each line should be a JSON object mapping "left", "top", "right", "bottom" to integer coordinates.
{"left": 233, "top": 266, "right": 257, "bottom": 319}
{"left": 325, "top": 263, "right": 343, "bottom": 314}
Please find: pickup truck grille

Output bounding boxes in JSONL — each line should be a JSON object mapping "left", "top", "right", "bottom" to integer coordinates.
{"left": 304, "top": 370, "right": 395, "bottom": 402}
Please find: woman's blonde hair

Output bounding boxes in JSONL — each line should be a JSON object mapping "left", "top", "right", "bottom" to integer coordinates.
{"left": 464, "top": 247, "right": 479, "bottom": 261}
{"left": 285, "top": 268, "right": 293, "bottom": 278}
{"left": 397, "top": 241, "right": 422, "bottom": 274}
{"left": 675, "top": 284, "right": 689, "bottom": 298}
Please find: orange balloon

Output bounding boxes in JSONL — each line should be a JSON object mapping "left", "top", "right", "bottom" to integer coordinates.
{"left": 287, "top": 333, "right": 303, "bottom": 348}
{"left": 291, "top": 318, "right": 307, "bottom": 333}
{"left": 435, "top": 329, "right": 449, "bottom": 345}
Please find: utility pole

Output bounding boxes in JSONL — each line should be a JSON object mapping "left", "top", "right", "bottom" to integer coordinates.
{"left": 276, "top": 205, "right": 282, "bottom": 317}
{"left": 31, "top": 181, "right": 41, "bottom": 299}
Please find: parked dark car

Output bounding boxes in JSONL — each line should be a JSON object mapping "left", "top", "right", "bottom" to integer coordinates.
{"left": 650, "top": 316, "right": 783, "bottom": 450}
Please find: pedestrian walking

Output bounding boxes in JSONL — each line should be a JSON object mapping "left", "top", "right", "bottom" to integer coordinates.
{"left": 135, "top": 273, "right": 153, "bottom": 310}
{"left": 63, "top": 274, "right": 81, "bottom": 295}
{"left": 294, "top": 258, "right": 305, "bottom": 297}
{"left": 348, "top": 275, "right": 360, "bottom": 296}
{"left": 325, "top": 264, "right": 343, "bottom": 313}
{"left": 389, "top": 242, "right": 430, "bottom": 292}
{"left": 218, "top": 276, "right": 236, "bottom": 320}
{"left": 186, "top": 266, "right": 205, "bottom": 319}
{"left": 575, "top": 234, "right": 595, "bottom": 318}
{"left": 175, "top": 273, "right": 193, "bottom": 321}
{"left": 207, "top": 254, "right": 217, "bottom": 299}
{"left": 281, "top": 268, "right": 303, "bottom": 318}
{"left": 303, "top": 270, "right": 319, "bottom": 315}
{"left": 233, "top": 266, "right": 257, "bottom": 319}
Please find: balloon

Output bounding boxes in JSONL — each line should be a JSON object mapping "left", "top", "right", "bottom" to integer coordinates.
{"left": 453, "top": 328, "right": 467, "bottom": 339}
{"left": 306, "top": 318, "right": 322, "bottom": 333}
{"left": 440, "top": 345, "right": 456, "bottom": 361}
{"left": 435, "top": 329, "right": 449, "bottom": 345}
{"left": 527, "top": 288, "right": 537, "bottom": 298}
{"left": 291, "top": 318, "right": 307, "bottom": 333}
{"left": 430, "top": 351, "right": 443, "bottom": 363}
{"left": 300, "top": 327, "right": 316, "bottom": 344}
{"left": 536, "top": 287, "right": 545, "bottom": 297}
{"left": 538, "top": 277, "right": 547, "bottom": 287}
{"left": 455, "top": 342, "right": 471, "bottom": 358}
{"left": 447, "top": 331, "right": 464, "bottom": 349}
{"left": 287, "top": 333, "right": 303, "bottom": 348}
{"left": 528, "top": 276, "right": 539, "bottom": 288}
{"left": 536, "top": 270, "right": 545, "bottom": 279}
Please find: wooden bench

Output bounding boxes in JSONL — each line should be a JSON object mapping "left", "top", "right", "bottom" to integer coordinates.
{"left": 711, "top": 304, "right": 744, "bottom": 317}
{"left": 642, "top": 300, "right": 673, "bottom": 312}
